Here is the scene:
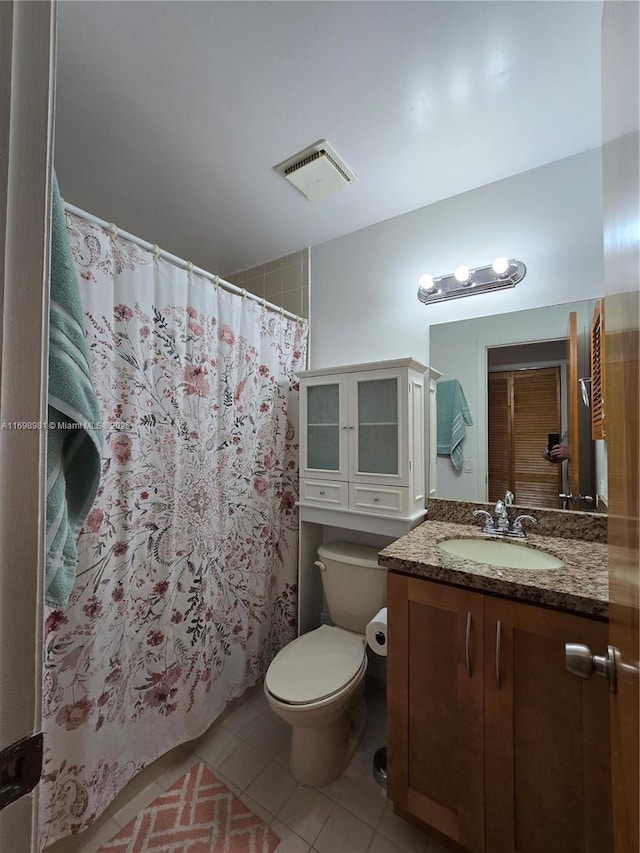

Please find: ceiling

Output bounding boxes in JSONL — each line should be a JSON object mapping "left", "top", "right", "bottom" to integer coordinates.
{"left": 54, "top": 1, "right": 603, "bottom": 277}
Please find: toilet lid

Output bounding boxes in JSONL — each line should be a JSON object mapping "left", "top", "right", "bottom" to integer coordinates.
{"left": 265, "top": 625, "right": 365, "bottom": 705}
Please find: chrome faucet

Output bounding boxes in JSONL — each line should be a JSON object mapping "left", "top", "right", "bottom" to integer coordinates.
{"left": 472, "top": 496, "right": 538, "bottom": 539}
{"left": 494, "top": 499, "right": 510, "bottom": 531}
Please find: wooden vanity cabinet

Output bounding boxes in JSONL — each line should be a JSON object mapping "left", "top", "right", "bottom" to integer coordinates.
{"left": 483, "top": 596, "right": 612, "bottom": 853}
{"left": 387, "top": 572, "right": 612, "bottom": 853}
{"left": 387, "top": 573, "right": 486, "bottom": 852}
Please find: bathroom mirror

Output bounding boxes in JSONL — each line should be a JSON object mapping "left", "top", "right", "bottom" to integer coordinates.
{"left": 429, "top": 298, "right": 606, "bottom": 512}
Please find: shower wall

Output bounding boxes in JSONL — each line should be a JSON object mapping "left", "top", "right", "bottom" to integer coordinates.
{"left": 229, "top": 248, "right": 309, "bottom": 322}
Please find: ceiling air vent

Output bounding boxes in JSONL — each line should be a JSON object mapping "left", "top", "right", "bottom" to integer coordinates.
{"left": 274, "top": 139, "right": 357, "bottom": 201}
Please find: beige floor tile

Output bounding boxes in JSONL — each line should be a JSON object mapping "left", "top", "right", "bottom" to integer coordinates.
{"left": 270, "top": 819, "right": 312, "bottom": 853}
{"left": 378, "top": 801, "right": 429, "bottom": 853}
{"left": 337, "top": 768, "right": 387, "bottom": 828}
{"left": 276, "top": 785, "right": 335, "bottom": 845}
{"left": 238, "top": 791, "right": 274, "bottom": 827}
{"left": 110, "top": 781, "right": 164, "bottom": 829}
{"left": 154, "top": 752, "right": 201, "bottom": 791}
{"left": 314, "top": 804, "right": 374, "bottom": 853}
{"left": 220, "top": 697, "right": 263, "bottom": 734}
{"left": 237, "top": 711, "right": 291, "bottom": 758}
{"left": 317, "top": 761, "right": 360, "bottom": 802}
{"left": 73, "top": 818, "right": 123, "bottom": 853}
{"left": 217, "top": 740, "right": 271, "bottom": 790}
{"left": 194, "top": 723, "right": 241, "bottom": 769}
{"left": 367, "top": 832, "right": 409, "bottom": 853}
{"left": 350, "top": 729, "right": 384, "bottom": 775}
{"left": 274, "top": 736, "right": 291, "bottom": 769}
{"left": 45, "top": 816, "right": 122, "bottom": 853}
{"left": 246, "top": 759, "right": 298, "bottom": 814}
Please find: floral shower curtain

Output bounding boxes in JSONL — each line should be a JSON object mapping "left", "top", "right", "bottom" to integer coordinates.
{"left": 39, "top": 213, "right": 308, "bottom": 846}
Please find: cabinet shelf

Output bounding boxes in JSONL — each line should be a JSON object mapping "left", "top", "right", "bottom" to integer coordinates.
{"left": 359, "top": 422, "right": 398, "bottom": 427}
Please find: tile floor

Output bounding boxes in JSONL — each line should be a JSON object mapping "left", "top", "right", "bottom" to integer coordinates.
{"left": 46, "top": 677, "right": 447, "bottom": 853}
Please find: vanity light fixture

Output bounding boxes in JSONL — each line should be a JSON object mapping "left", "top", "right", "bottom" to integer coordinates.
{"left": 417, "top": 257, "right": 526, "bottom": 305}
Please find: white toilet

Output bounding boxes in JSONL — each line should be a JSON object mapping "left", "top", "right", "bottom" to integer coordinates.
{"left": 264, "top": 541, "right": 386, "bottom": 787}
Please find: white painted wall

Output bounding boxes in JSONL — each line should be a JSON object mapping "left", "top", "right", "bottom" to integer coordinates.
{"left": 309, "top": 149, "right": 603, "bottom": 369}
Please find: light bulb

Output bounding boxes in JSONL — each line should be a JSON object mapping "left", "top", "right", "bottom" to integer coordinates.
{"left": 454, "top": 265, "right": 471, "bottom": 284}
{"left": 418, "top": 273, "right": 435, "bottom": 291}
{"left": 492, "top": 256, "right": 510, "bottom": 276}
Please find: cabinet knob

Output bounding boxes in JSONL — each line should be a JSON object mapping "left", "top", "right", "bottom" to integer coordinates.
{"left": 373, "top": 496, "right": 379, "bottom": 502}
{"left": 319, "top": 490, "right": 325, "bottom": 495}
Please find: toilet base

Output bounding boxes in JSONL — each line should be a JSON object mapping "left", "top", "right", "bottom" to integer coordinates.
{"left": 289, "top": 697, "right": 367, "bottom": 787}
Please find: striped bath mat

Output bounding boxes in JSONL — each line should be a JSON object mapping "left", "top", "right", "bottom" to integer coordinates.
{"left": 98, "top": 762, "right": 280, "bottom": 852}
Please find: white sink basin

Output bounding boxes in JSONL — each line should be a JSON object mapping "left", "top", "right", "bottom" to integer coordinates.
{"left": 438, "top": 538, "right": 564, "bottom": 570}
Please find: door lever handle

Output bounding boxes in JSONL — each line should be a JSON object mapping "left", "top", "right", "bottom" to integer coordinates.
{"left": 565, "top": 643, "right": 617, "bottom": 693}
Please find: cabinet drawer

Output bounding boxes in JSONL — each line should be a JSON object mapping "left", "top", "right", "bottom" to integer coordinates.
{"left": 349, "top": 484, "right": 408, "bottom": 515}
{"left": 300, "top": 479, "right": 348, "bottom": 508}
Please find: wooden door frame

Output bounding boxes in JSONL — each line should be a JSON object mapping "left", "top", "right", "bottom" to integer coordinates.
{"left": 0, "top": 0, "right": 56, "bottom": 848}
{"left": 601, "top": 2, "right": 640, "bottom": 851}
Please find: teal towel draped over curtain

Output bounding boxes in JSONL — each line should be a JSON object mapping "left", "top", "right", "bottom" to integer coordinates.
{"left": 46, "top": 175, "right": 103, "bottom": 607}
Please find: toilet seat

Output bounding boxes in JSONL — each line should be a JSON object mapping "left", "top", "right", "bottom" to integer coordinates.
{"left": 265, "top": 625, "right": 366, "bottom": 706}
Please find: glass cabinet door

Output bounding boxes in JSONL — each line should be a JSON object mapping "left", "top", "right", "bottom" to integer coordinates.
{"left": 355, "top": 376, "right": 399, "bottom": 476}
{"left": 305, "top": 382, "right": 342, "bottom": 473}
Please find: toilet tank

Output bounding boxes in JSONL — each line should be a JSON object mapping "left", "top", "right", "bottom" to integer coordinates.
{"left": 316, "top": 541, "right": 387, "bottom": 634}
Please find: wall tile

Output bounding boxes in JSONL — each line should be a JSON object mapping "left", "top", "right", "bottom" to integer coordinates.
{"left": 265, "top": 270, "right": 283, "bottom": 298}
{"left": 282, "top": 250, "right": 303, "bottom": 268}
{"left": 282, "top": 289, "right": 303, "bottom": 316}
{"left": 282, "top": 263, "right": 302, "bottom": 293}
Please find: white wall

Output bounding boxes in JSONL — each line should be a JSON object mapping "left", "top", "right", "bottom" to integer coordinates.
{"left": 309, "top": 149, "right": 603, "bottom": 369}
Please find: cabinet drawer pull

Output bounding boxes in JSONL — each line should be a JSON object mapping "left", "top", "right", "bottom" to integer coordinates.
{"left": 465, "top": 611, "right": 472, "bottom": 678}
{"left": 319, "top": 490, "right": 325, "bottom": 495}
{"left": 496, "top": 619, "right": 502, "bottom": 689}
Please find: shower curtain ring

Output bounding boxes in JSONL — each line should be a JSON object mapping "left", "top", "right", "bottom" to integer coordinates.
{"left": 108, "top": 223, "right": 118, "bottom": 240}
{"left": 240, "top": 289, "right": 247, "bottom": 299}
{"left": 151, "top": 244, "right": 161, "bottom": 261}
{"left": 213, "top": 275, "right": 220, "bottom": 287}
{"left": 187, "top": 262, "right": 194, "bottom": 277}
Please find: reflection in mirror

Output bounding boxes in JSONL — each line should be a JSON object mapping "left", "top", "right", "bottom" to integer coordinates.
{"left": 430, "top": 299, "right": 607, "bottom": 512}
{"left": 487, "top": 340, "right": 566, "bottom": 508}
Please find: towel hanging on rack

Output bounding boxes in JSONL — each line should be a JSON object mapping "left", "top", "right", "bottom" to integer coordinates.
{"left": 436, "top": 379, "right": 473, "bottom": 471}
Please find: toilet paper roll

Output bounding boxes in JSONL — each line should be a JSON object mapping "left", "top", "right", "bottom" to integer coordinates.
{"left": 366, "top": 607, "right": 388, "bottom": 657}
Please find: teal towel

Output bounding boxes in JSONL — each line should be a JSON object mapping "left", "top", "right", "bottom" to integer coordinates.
{"left": 436, "top": 379, "right": 473, "bottom": 471}
{"left": 46, "top": 175, "right": 103, "bottom": 607}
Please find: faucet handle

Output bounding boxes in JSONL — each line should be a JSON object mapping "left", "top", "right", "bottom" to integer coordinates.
{"left": 513, "top": 514, "right": 537, "bottom": 531}
{"left": 473, "top": 509, "right": 495, "bottom": 529}
{"left": 504, "top": 490, "right": 514, "bottom": 507}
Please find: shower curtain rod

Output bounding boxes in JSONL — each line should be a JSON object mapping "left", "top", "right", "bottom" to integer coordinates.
{"left": 62, "top": 201, "right": 306, "bottom": 324}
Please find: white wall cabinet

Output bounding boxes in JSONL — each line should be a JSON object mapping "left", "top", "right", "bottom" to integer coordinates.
{"left": 298, "top": 359, "right": 429, "bottom": 527}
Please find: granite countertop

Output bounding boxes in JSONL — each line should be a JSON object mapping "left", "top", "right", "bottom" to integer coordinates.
{"left": 378, "top": 520, "right": 608, "bottom": 618}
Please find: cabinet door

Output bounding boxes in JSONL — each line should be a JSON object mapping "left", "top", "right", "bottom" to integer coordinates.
{"left": 350, "top": 369, "right": 408, "bottom": 486}
{"left": 300, "top": 377, "right": 349, "bottom": 481}
{"left": 387, "top": 573, "right": 485, "bottom": 852}
{"left": 484, "top": 598, "right": 612, "bottom": 853}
